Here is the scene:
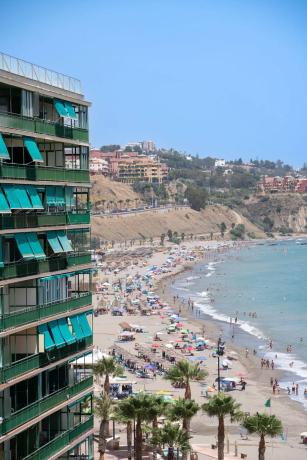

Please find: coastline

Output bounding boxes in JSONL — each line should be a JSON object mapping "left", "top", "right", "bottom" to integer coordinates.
{"left": 93, "top": 238, "right": 307, "bottom": 459}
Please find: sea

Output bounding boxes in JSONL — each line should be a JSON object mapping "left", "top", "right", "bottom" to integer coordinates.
{"left": 170, "top": 239, "right": 307, "bottom": 408}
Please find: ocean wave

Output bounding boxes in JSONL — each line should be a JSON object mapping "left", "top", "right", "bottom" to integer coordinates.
{"left": 194, "top": 301, "right": 265, "bottom": 340}
{"left": 265, "top": 351, "right": 307, "bottom": 380}
{"left": 186, "top": 275, "right": 200, "bottom": 281}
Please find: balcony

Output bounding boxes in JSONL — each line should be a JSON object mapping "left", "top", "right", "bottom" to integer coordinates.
{"left": 0, "top": 212, "right": 90, "bottom": 231}
{"left": 0, "top": 163, "right": 90, "bottom": 183}
{"left": 0, "top": 111, "right": 88, "bottom": 142}
{"left": 0, "top": 253, "right": 91, "bottom": 281}
{"left": 23, "top": 416, "right": 93, "bottom": 460}
{"left": 1, "top": 336, "right": 93, "bottom": 383}
{"left": 0, "top": 292, "right": 92, "bottom": 331}
{"left": 0, "top": 376, "right": 93, "bottom": 435}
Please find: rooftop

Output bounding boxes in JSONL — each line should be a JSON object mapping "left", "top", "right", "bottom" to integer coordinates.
{"left": 0, "top": 51, "right": 82, "bottom": 95}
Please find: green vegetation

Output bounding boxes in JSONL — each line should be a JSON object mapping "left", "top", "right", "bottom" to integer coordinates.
{"left": 243, "top": 413, "right": 283, "bottom": 460}
{"left": 202, "top": 393, "right": 242, "bottom": 460}
{"left": 185, "top": 185, "right": 208, "bottom": 211}
{"left": 100, "top": 144, "right": 120, "bottom": 152}
{"left": 164, "top": 360, "right": 207, "bottom": 400}
{"left": 230, "top": 224, "right": 246, "bottom": 240}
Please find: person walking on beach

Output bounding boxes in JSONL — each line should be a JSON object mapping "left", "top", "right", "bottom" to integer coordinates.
{"left": 296, "top": 383, "right": 299, "bottom": 395}
{"left": 271, "top": 360, "right": 274, "bottom": 370}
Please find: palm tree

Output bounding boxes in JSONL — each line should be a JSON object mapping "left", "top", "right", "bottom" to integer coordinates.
{"left": 95, "top": 394, "right": 113, "bottom": 460}
{"left": 165, "top": 360, "right": 207, "bottom": 399}
{"left": 113, "top": 406, "right": 133, "bottom": 460}
{"left": 151, "top": 422, "right": 191, "bottom": 460}
{"left": 146, "top": 395, "right": 170, "bottom": 460}
{"left": 168, "top": 398, "right": 199, "bottom": 460}
{"left": 93, "top": 356, "right": 124, "bottom": 396}
{"left": 243, "top": 413, "right": 283, "bottom": 460}
{"left": 115, "top": 393, "right": 155, "bottom": 460}
{"left": 202, "top": 393, "right": 242, "bottom": 460}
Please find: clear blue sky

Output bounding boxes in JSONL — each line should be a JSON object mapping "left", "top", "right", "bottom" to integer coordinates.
{"left": 1, "top": 0, "right": 307, "bottom": 165}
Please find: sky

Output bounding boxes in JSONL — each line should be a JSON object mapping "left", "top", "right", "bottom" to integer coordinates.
{"left": 1, "top": 0, "right": 307, "bottom": 165}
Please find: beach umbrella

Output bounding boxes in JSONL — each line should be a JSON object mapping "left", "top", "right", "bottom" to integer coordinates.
{"left": 181, "top": 329, "right": 189, "bottom": 335}
{"left": 144, "top": 364, "right": 156, "bottom": 369}
{"left": 196, "top": 336, "right": 205, "bottom": 341}
{"left": 165, "top": 344, "right": 173, "bottom": 349}
{"left": 176, "top": 322, "right": 183, "bottom": 328}
{"left": 188, "top": 356, "right": 207, "bottom": 361}
{"left": 151, "top": 343, "right": 161, "bottom": 348}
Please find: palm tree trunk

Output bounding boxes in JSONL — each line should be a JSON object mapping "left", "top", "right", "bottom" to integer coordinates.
{"left": 258, "top": 434, "right": 266, "bottom": 460}
{"left": 135, "top": 418, "right": 143, "bottom": 460}
{"left": 127, "top": 421, "right": 132, "bottom": 460}
{"left": 181, "top": 417, "right": 190, "bottom": 460}
{"left": 104, "top": 374, "right": 110, "bottom": 396}
{"left": 98, "top": 419, "right": 107, "bottom": 460}
{"left": 184, "top": 380, "right": 191, "bottom": 399}
{"left": 218, "top": 415, "right": 225, "bottom": 460}
{"left": 168, "top": 446, "right": 176, "bottom": 460}
{"left": 152, "top": 417, "right": 158, "bottom": 460}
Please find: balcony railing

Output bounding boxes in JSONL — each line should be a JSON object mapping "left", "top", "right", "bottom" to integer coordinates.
{"left": 1, "top": 337, "right": 93, "bottom": 383}
{"left": 0, "top": 253, "right": 91, "bottom": 281}
{"left": 0, "top": 52, "right": 82, "bottom": 94}
{"left": 1, "top": 292, "right": 92, "bottom": 331}
{"left": 0, "top": 212, "right": 90, "bottom": 230}
{"left": 0, "top": 376, "right": 93, "bottom": 435}
{"left": 0, "top": 111, "right": 88, "bottom": 142}
{"left": 23, "top": 416, "right": 94, "bottom": 460}
{"left": 0, "top": 163, "right": 90, "bottom": 183}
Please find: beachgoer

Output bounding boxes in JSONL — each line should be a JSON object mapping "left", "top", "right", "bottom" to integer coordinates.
{"left": 270, "top": 377, "right": 273, "bottom": 386}
{"left": 296, "top": 384, "right": 299, "bottom": 395}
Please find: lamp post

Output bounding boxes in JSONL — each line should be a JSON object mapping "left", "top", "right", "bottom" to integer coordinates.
{"left": 217, "top": 337, "right": 224, "bottom": 393}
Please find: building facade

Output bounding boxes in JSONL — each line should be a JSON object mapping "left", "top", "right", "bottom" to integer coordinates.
{"left": 0, "top": 52, "right": 93, "bottom": 459}
{"left": 117, "top": 156, "right": 167, "bottom": 184}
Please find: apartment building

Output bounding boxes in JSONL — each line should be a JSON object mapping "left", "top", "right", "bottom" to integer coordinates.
{"left": 0, "top": 52, "right": 93, "bottom": 459}
{"left": 117, "top": 155, "right": 168, "bottom": 184}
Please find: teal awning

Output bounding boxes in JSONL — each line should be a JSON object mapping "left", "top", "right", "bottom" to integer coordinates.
{"left": 0, "top": 133, "right": 10, "bottom": 160}
{"left": 3, "top": 185, "right": 21, "bottom": 209}
{"left": 26, "top": 233, "right": 46, "bottom": 260}
{"left": 14, "top": 185, "right": 32, "bottom": 209}
{"left": 49, "top": 320, "right": 66, "bottom": 348}
{"left": 58, "top": 318, "right": 76, "bottom": 345}
{"left": 70, "top": 315, "right": 84, "bottom": 341}
{"left": 57, "top": 232, "right": 73, "bottom": 252}
{"left": 24, "top": 137, "right": 43, "bottom": 163}
{"left": 26, "top": 185, "right": 43, "bottom": 210}
{"left": 47, "top": 231, "right": 64, "bottom": 254}
{"left": 54, "top": 100, "right": 68, "bottom": 117}
{"left": 38, "top": 324, "right": 55, "bottom": 351}
{"left": 65, "top": 102, "right": 77, "bottom": 119}
{"left": 55, "top": 187, "right": 65, "bottom": 206}
{"left": 46, "top": 186, "right": 56, "bottom": 206}
{"left": 78, "top": 313, "right": 92, "bottom": 338}
{"left": 0, "top": 189, "right": 11, "bottom": 214}
{"left": 15, "top": 233, "right": 34, "bottom": 260}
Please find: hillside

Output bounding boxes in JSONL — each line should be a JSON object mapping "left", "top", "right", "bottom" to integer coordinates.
{"left": 91, "top": 176, "right": 143, "bottom": 209}
{"left": 92, "top": 205, "right": 264, "bottom": 241}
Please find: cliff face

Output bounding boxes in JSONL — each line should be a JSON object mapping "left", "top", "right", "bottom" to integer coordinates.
{"left": 245, "top": 194, "right": 307, "bottom": 232}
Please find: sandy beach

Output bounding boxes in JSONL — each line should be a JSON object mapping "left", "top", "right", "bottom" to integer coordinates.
{"left": 92, "top": 239, "right": 307, "bottom": 460}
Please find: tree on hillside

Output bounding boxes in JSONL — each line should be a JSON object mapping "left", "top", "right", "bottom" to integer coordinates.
{"left": 100, "top": 144, "right": 120, "bottom": 152}
{"left": 167, "top": 229, "right": 173, "bottom": 241}
{"left": 220, "top": 222, "right": 227, "bottom": 237}
{"left": 160, "top": 233, "right": 166, "bottom": 245}
{"left": 185, "top": 185, "right": 208, "bottom": 211}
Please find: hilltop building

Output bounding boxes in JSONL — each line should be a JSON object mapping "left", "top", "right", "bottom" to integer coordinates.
{"left": 90, "top": 149, "right": 168, "bottom": 183}
{"left": 260, "top": 175, "right": 307, "bottom": 193}
{"left": 0, "top": 52, "right": 93, "bottom": 458}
